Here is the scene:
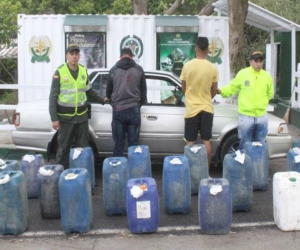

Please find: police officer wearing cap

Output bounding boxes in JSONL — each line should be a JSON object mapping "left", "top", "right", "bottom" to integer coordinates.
{"left": 49, "top": 43, "right": 108, "bottom": 169}
{"left": 217, "top": 51, "right": 274, "bottom": 150}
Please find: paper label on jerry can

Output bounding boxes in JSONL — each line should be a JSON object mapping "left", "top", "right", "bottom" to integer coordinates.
{"left": 136, "top": 201, "right": 151, "bottom": 219}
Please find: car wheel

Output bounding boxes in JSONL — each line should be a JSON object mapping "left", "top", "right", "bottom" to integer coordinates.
{"left": 220, "top": 133, "right": 240, "bottom": 162}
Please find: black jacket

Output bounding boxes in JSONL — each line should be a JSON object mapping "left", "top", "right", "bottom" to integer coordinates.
{"left": 106, "top": 57, "right": 147, "bottom": 111}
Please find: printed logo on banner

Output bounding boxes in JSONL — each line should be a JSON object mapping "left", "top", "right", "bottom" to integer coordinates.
{"left": 120, "top": 35, "right": 143, "bottom": 63}
{"left": 207, "top": 37, "right": 224, "bottom": 64}
{"left": 29, "top": 36, "right": 52, "bottom": 63}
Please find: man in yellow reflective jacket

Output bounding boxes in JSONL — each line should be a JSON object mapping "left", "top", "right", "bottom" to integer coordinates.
{"left": 49, "top": 43, "right": 108, "bottom": 168}
{"left": 217, "top": 51, "right": 274, "bottom": 150}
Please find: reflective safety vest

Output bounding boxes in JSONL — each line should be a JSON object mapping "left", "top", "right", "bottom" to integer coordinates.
{"left": 57, "top": 63, "right": 88, "bottom": 116}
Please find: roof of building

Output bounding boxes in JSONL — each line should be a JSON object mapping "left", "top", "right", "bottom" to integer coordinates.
{"left": 213, "top": 0, "right": 300, "bottom": 32}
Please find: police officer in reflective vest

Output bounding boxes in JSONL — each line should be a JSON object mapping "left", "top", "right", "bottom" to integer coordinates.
{"left": 49, "top": 43, "right": 108, "bottom": 169}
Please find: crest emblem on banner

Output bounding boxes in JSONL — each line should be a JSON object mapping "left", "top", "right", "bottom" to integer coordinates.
{"left": 207, "top": 37, "right": 224, "bottom": 64}
{"left": 120, "top": 35, "right": 143, "bottom": 63}
{"left": 29, "top": 36, "right": 52, "bottom": 63}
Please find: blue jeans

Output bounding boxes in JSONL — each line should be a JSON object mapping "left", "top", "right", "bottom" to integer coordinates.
{"left": 111, "top": 106, "right": 141, "bottom": 156}
{"left": 238, "top": 113, "right": 268, "bottom": 150}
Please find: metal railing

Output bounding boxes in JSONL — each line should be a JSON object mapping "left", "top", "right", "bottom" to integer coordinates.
{"left": 0, "top": 84, "right": 49, "bottom": 110}
{"left": 292, "top": 63, "right": 300, "bottom": 109}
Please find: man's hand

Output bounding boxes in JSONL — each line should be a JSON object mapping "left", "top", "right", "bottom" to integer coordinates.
{"left": 52, "top": 121, "right": 60, "bottom": 131}
{"left": 103, "top": 97, "right": 110, "bottom": 103}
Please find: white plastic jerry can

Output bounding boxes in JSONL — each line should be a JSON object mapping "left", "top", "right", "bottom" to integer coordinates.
{"left": 273, "top": 171, "right": 300, "bottom": 231}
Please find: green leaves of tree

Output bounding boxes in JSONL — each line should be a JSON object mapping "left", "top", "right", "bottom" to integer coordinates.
{"left": 0, "top": 1, "right": 22, "bottom": 46}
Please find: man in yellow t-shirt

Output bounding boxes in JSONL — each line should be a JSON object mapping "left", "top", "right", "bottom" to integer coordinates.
{"left": 180, "top": 37, "right": 219, "bottom": 168}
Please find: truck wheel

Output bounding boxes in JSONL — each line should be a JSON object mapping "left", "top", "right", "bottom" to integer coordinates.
{"left": 220, "top": 133, "right": 240, "bottom": 162}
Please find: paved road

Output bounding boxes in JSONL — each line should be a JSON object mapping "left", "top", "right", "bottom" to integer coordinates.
{"left": 0, "top": 124, "right": 300, "bottom": 249}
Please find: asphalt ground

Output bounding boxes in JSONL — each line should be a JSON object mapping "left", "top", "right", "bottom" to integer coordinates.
{"left": 0, "top": 124, "right": 300, "bottom": 239}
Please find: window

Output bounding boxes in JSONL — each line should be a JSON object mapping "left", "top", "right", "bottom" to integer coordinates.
{"left": 89, "top": 71, "right": 185, "bottom": 106}
{"left": 146, "top": 76, "right": 184, "bottom": 106}
{"left": 90, "top": 72, "right": 107, "bottom": 98}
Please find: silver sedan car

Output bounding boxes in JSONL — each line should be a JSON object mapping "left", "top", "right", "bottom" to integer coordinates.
{"left": 12, "top": 70, "right": 292, "bottom": 165}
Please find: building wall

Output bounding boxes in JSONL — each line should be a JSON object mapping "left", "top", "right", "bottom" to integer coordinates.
{"left": 18, "top": 14, "right": 230, "bottom": 103}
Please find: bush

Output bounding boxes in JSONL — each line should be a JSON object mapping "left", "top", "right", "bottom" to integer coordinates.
{"left": 0, "top": 90, "right": 18, "bottom": 104}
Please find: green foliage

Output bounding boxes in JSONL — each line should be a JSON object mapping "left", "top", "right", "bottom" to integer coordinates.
{"left": 0, "top": 59, "right": 17, "bottom": 84}
{"left": 0, "top": 90, "right": 18, "bottom": 105}
{"left": 0, "top": 1, "right": 22, "bottom": 46}
{"left": 15, "top": 0, "right": 208, "bottom": 15}
{"left": 104, "top": 0, "right": 132, "bottom": 15}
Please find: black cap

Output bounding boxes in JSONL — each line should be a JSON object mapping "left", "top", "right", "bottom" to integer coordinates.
{"left": 67, "top": 43, "right": 80, "bottom": 53}
{"left": 250, "top": 51, "right": 264, "bottom": 60}
{"left": 120, "top": 47, "right": 133, "bottom": 57}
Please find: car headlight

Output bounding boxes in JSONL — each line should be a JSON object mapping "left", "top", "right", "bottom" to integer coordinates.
{"left": 278, "top": 123, "right": 289, "bottom": 134}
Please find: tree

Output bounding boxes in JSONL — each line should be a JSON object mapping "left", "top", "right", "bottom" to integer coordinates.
{"left": 0, "top": 1, "right": 21, "bottom": 46}
{"left": 0, "top": 0, "right": 21, "bottom": 84}
{"left": 164, "top": 0, "right": 184, "bottom": 15}
{"left": 228, "top": 0, "right": 249, "bottom": 77}
{"left": 132, "top": 0, "right": 147, "bottom": 14}
{"left": 198, "top": 0, "right": 218, "bottom": 15}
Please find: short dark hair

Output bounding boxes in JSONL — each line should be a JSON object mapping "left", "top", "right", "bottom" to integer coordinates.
{"left": 196, "top": 37, "right": 209, "bottom": 51}
{"left": 120, "top": 48, "right": 133, "bottom": 57}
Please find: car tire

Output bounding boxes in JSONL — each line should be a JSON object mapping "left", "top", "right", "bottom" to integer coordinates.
{"left": 220, "top": 133, "right": 240, "bottom": 162}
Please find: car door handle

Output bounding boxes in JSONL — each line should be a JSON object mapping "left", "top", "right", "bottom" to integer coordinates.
{"left": 146, "top": 115, "right": 158, "bottom": 120}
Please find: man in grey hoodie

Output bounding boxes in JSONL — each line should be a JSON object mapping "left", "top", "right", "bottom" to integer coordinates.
{"left": 107, "top": 48, "right": 147, "bottom": 156}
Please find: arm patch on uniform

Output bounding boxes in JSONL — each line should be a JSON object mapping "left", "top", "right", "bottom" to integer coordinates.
{"left": 53, "top": 75, "right": 59, "bottom": 79}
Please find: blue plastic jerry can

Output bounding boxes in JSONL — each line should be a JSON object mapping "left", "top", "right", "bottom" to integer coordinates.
{"left": 163, "top": 155, "right": 191, "bottom": 214}
{"left": 199, "top": 178, "right": 232, "bottom": 235}
{"left": 128, "top": 145, "right": 152, "bottom": 179}
{"left": 102, "top": 157, "right": 129, "bottom": 216}
{"left": 223, "top": 151, "right": 253, "bottom": 212}
{"left": 126, "top": 177, "right": 159, "bottom": 234}
{"left": 59, "top": 168, "right": 92, "bottom": 234}
{"left": 37, "top": 164, "right": 64, "bottom": 219}
{"left": 0, "top": 171, "right": 28, "bottom": 235}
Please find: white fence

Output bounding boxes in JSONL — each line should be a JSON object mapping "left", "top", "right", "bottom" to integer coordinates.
{"left": 293, "top": 63, "right": 300, "bottom": 109}
{"left": 0, "top": 84, "right": 49, "bottom": 110}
